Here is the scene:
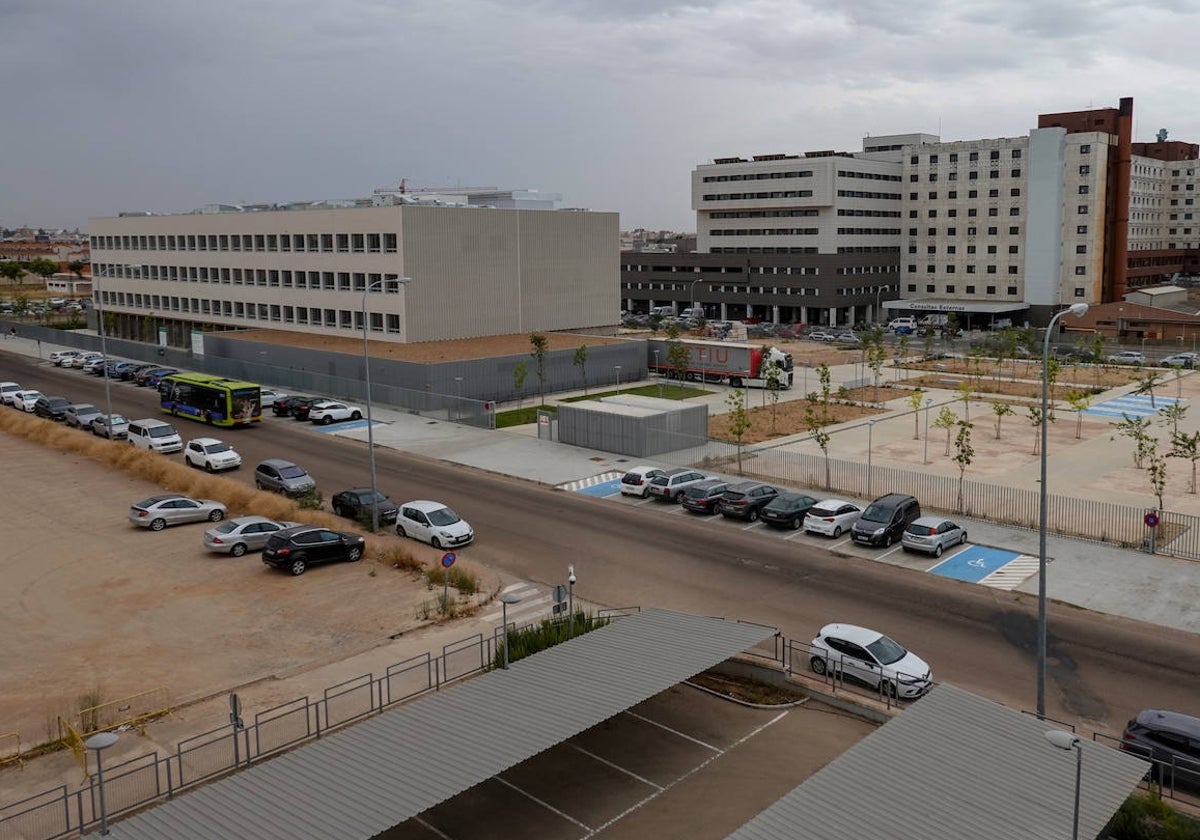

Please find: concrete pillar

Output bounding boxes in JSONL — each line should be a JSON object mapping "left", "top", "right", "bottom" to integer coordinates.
{"left": 720, "top": 303, "right": 729, "bottom": 321}
{"left": 771, "top": 305, "right": 780, "bottom": 324}
{"left": 829, "top": 307, "right": 838, "bottom": 328}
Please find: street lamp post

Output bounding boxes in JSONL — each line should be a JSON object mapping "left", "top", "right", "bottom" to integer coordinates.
{"left": 1045, "top": 730, "right": 1083, "bottom": 840}
{"left": 85, "top": 732, "right": 119, "bottom": 836}
{"left": 454, "top": 376, "right": 464, "bottom": 422}
{"left": 867, "top": 419, "right": 876, "bottom": 497}
{"left": 1038, "top": 303, "right": 1088, "bottom": 718}
{"left": 567, "top": 565, "right": 576, "bottom": 637}
{"left": 923, "top": 397, "right": 932, "bottom": 464}
{"left": 500, "top": 592, "right": 523, "bottom": 669}
{"left": 362, "top": 276, "right": 413, "bottom": 532}
{"left": 614, "top": 365, "right": 622, "bottom": 394}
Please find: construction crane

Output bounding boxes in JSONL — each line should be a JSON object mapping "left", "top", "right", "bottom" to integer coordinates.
{"left": 374, "top": 179, "right": 498, "bottom": 196}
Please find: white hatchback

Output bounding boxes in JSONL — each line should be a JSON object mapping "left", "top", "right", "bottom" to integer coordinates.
{"left": 184, "top": 437, "right": 243, "bottom": 472}
{"left": 11, "top": 389, "right": 43, "bottom": 412}
{"left": 396, "top": 500, "right": 474, "bottom": 549}
{"left": 803, "top": 499, "right": 864, "bottom": 538}
{"left": 619, "top": 466, "right": 665, "bottom": 498}
{"left": 809, "top": 623, "right": 932, "bottom": 699}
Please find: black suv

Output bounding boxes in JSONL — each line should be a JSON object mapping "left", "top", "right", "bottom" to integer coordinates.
{"left": 718, "top": 481, "right": 779, "bottom": 522}
{"left": 681, "top": 480, "right": 730, "bottom": 515}
{"left": 262, "top": 525, "right": 365, "bottom": 576}
{"left": 761, "top": 492, "right": 819, "bottom": 530}
{"left": 33, "top": 396, "right": 72, "bottom": 421}
{"left": 272, "top": 394, "right": 308, "bottom": 417}
{"left": 851, "top": 493, "right": 921, "bottom": 547}
{"left": 289, "top": 396, "right": 331, "bottom": 422}
{"left": 1121, "top": 709, "right": 1200, "bottom": 790}
{"left": 331, "top": 488, "right": 400, "bottom": 526}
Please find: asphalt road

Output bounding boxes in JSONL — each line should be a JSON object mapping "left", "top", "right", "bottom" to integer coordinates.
{"left": 6, "top": 354, "right": 1200, "bottom": 734}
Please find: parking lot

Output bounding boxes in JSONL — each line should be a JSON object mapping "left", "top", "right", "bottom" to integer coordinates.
{"left": 377, "top": 685, "right": 874, "bottom": 840}
{"left": 576, "top": 478, "right": 1039, "bottom": 592}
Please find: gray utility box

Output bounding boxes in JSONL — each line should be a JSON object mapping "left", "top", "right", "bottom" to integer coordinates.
{"left": 557, "top": 394, "right": 708, "bottom": 457}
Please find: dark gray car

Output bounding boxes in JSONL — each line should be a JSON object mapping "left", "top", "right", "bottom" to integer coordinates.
{"left": 254, "top": 458, "right": 316, "bottom": 496}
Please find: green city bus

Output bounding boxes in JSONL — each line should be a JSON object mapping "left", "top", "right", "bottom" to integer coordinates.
{"left": 159, "top": 373, "right": 262, "bottom": 427}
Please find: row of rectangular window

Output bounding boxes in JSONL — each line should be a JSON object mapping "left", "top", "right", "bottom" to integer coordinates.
{"left": 909, "top": 189, "right": 1022, "bottom": 200}
{"left": 709, "top": 228, "right": 821, "bottom": 237}
{"left": 702, "top": 191, "right": 815, "bottom": 201}
{"left": 908, "top": 265, "right": 1021, "bottom": 274}
{"left": 905, "top": 284, "right": 1021, "bottom": 295}
{"left": 910, "top": 169, "right": 1022, "bottom": 182}
{"left": 710, "top": 210, "right": 819, "bottom": 219}
{"left": 911, "top": 150, "right": 1024, "bottom": 165}
{"left": 702, "top": 171, "right": 814, "bottom": 182}
{"left": 97, "top": 293, "right": 403, "bottom": 333}
{"left": 93, "top": 232, "right": 400, "bottom": 254}
{"left": 908, "top": 225, "right": 1024, "bottom": 237}
{"left": 94, "top": 264, "right": 405, "bottom": 291}
{"left": 909, "top": 207, "right": 1022, "bottom": 219}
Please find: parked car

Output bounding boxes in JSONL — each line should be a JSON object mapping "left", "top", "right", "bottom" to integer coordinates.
{"left": 135, "top": 366, "right": 175, "bottom": 386}
{"left": 832, "top": 331, "right": 860, "bottom": 344}
{"left": 803, "top": 499, "right": 863, "bottom": 538}
{"left": 289, "top": 396, "right": 332, "bottom": 422}
{"left": 0, "top": 381, "right": 23, "bottom": 406}
{"left": 760, "top": 492, "right": 819, "bottom": 530}
{"left": 808, "top": 623, "right": 932, "bottom": 699}
{"left": 1120, "top": 709, "right": 1200, "bottom": 789}
{"left": 619, "top": 466, "right": 666, "bottom": 498}
{"left": 70, "top": 352, "right": 103, "bottom": 369}
{"left": 184, "top": 437, "right": 243, "bottom": 472}
{"left": 11, "top": 389, "right": 44, "bottom": 412}
{"left": 33, "top": 396, "right": 72, "bottom": 421}
{"left": 64, "top": 403, "right": 103, "bottom": 430}
{"left": 104, "top": 360, "right": 139, "bottom": 379}
{"left": 254, "top": 458, "right": 316, "bottom": 496}
{"left": 901, "top": 516, "right": 968, "bottom": 557}
{"left": 81, "top": 356, "right": 111, "bottom": 375}
{"left": 143, "top": 368, "right": 180, "bottom": 388}
{"left": 309, "top": 400, "right": 364, "bottom": 425}
{"left": 120, "top": 363, "right": 157, "bottom": 381}
{"left": 128, "top": 494, "right": 227, "bottom": 531}
{"left": 49, "top": 350, "right": 81, "bottom": 366}
{"left": 1160, "top": 352, "right": 1200, "bottom": 369}
{"left": 396, "top": 500, "right": 474, "bottom": 548}
{"left": 90, "top": 413, "right": 129, "bottom": 439}
{"left": 851, "top": 493, "right": 922, "bottom": 547}
{"left": 1107, "top": 350, "right": 1145, "bottom": 365}
{"left": 718, "top": 481, "right": 780, "bottom": 521}
{"left": 647, "top": 468, "right": 713, "bottom": 503}
{"left": 262, "top": 525, "right": 365, "bottom": 575}
{"left": 272, "top": 394, "right": 309, "bottom": 417}
{"left": 331, "top": 488, "right": 400, "bottom": 526}
{"left": 680, "top": 479, "right": 730, "bottom": 515}
{"left": 127, "top": 418, "right": 184, "bottom": 453}
{"left": 259, "top": 388, "right": 288, "bottom": 408}
{"left": 203, "top": 516, "right": 300, "bottom": 557}
{"left": 806, "top": 331, "right": 836, "bottom": 342}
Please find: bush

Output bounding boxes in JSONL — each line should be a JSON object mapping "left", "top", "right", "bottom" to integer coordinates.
{"left": 425, "top": 565, "right": 478, "bottom": 595}
{"left": 1105, "top": 792, "right": 1200, "bottom": 840}
{"left": 492, "top": 611, "right": 609, "bottom": 669}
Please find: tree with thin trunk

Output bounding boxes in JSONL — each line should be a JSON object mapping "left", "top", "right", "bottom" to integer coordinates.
{"left": 956, "top": 380, "right": 975, "bottom": 423}
{"left": 1147, "top": 439, "right": 1168, "bottom": 511}
{"left": 765, "top": 362, "right": 782, "bottom": 431}
{"left": 1111, "top": 413, "right": 1152, "bottom": 468}
{"left": 922, "top": 330, "right": 934, "bottom": 361}
{"left": 896, "top": 333, "right": 910, "bottom": 379}
{"left": 1169, "top": 429, "right": 1200, "bottom": 494}
{"left": 968, "top": 346, "right": 985, "bottom": 390}
{"left": 1027, "top": 405, "right": 1044, "bottom": 455}
{"left": 726, "top": 388, "right": 751, "bottom": 474}
{"left": 817, "top": 363, "right": 832, "bottom": 423}
{"left": 1044, "top": 357, "right": 1061, "bottom": 403}
{"left": 1065, "top": 390, "right": 1091, "bottom": 439}
{"left": 512, "top": 360, "right": 528, "bottom": 409}
{"left": 867, "top": 336, "right": 887, "bottom": 404}
{"left": 1159, "top": 401, "right": 1187, "bottom": 437}
{"left": 934, "top": 406, "right": 957, "bottom": 456}
{"left": 0, "top": 261, "right": 25, "bottom": 285}
{"left": 529, "top": 333, "right": 548, "bottom": 406}
{"left": 573, "top": 344, "right": 589, "bottom": 395}
{"left": 907, "top": 387, "right": 925, "bottom": 440}
{"left": 804, "top": 405, "right": 832, "bottom": 490}
{"left": 67, "top": 260, "right": 87, "bottom": 279}
{"left": 991, "top": 401, "right": 1013, "bottom": 439}
{"left": 667, "top": 327, "right": 689, "bottom": 385}
{"left": 1133, "top": 371, "right": 1162, "bottom": 409}
{"left": 953, "top": 420, "right": 974, "bottom": 513}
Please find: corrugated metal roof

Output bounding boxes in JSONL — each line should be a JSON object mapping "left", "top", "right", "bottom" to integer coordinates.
{"left": 109, "top": 609, "right": 774, "bottom": 840}
{"left": 726, "top": 683, "right": 1150, "bottom": 840}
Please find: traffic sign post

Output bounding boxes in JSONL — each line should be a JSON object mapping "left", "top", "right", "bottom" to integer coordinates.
{"left": 1144, "top": 511, "right": 1159, "bottom": 555}
{"left": 441, "top": 552, "right": 456, "bottom": 612}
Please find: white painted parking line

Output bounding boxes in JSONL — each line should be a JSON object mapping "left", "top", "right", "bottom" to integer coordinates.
{"left": 980, "top": 554, "right": 1041, "bottom": 590}
{"left": 569, "top": 743, "right": 663, "bottom": 790}
{"left": 480, "top": 593, "right": 552, "bottom": 623}
{"left": 830, "top": 537, "right": 853, "bottom": 550}
{"left": 494, "top": 776, "right": 593, "bottom": 831}
{"left": 740, "top": 520, "right": 764, "bottom": 532}
{"left": 875, "top": 543, "right": 907, "bottom": 560}
{"left": 782, "top": 529, "right": 811, "bottom": 541}
{"left": 624, "top": 710, "right": 719, "bottom": 752}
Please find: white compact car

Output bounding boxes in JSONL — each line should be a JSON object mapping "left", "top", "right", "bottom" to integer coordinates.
{"left": 619, "top": 466, "right": 665, "bottom": 498}
{"left": 803, "top": 499, "right": 864, "bottom": 538}
{"left": 809, "top": 623, "right": 932, "bottom": 699}
{"left": 396, "top": 500, "right": 474, "bottom": 549}
{"left": 0, "top": 381, "right": 22, "bottom": 406}
{"left": 184, "top": 437, "right": 243, "bottom": 472}
{"left": 11, "top": 389, "right": 44, "bottom": 412}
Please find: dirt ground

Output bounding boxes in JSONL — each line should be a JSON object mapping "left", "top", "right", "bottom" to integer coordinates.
{"left": 0, "top": 431, "right": 484, "bottom": 749}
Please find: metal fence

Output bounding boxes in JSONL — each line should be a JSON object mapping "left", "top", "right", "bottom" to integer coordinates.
{"left": 681, "top": 438, "right": 1200, "bottom": 561}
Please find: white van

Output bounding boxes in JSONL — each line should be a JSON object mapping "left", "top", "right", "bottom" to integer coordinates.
{"left": 887, "top": 316, "right": 917, "bottom": 331}
{"left": 650, "top": 306, "right": 676, "bottom": 317}
{"left": 127, "top": 418, "right": 184, "bottom": 453}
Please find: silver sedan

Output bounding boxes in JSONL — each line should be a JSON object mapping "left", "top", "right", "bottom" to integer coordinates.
{"left": 203, "top": 516, "right": 300, "bottom": 556}
{"left": 129, "top": 494, "right": 227, "bottom": 531}
{"left": 901, "top": 516, "right": 967, "bottom": 557}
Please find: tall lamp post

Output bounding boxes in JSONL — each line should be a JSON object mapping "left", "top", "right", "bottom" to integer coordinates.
{"left": 85, "top": 732, "right": 119, "bottom": 836}
{"left": 1045, "top": 730, "right": 1083, "bottom": 840}
{"left": 1038, "top": 303, "right": 1088, "bottom": 717}
{"left": 92, "top": 264, "right": 142, "bottom": 429}
{"left": 567, "top": 564, "right": 576, "bottom": 637}
{"left": 362, "top": 276, "right": 413, "bottom": 532}
{"left": 614, "top": 365, "right": 622, "bottom": 394}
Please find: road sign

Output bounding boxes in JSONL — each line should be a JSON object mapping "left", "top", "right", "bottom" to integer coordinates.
{"left": 553, "top": 584, "right": 566, "bottom": 604}
{"left": 441, "top": 552, "right": 456, "bottom": 568}
{"left": 1144, "top": 512, "right": 1160, "bottom": 528}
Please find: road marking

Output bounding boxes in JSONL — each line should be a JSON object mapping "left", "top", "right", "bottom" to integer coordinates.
{"left": 557, "top": 471, "right": 623, "bottom": 493}
{"left": 624, "top": 710, "right": 719, "bottom": 752}
{"left": 876, "top": 542, "right": 907, "bottom": 559}
{"left": 979, "top": 554, "right": 1042, "bottom": 590}
{"left": 413, "top": 817, "right": 454, "bottom": 840}
{"left": 1083, "top": 394, "right": 1181, "bottom": 419}
{"left": 568, "top": 743, "right": 663, "bottom": 790}
{"left": 494, "top": 776, "right": 593, "bottom": 831}
{"left": 928, "top": 545, "right": 1021, "bottom": 584}
{"left": 829, "top": 536, "right": 853, "bottom": 549}
{"left": 741, "top": 520, "right": 764, "bottom": 531}
{"left": 782, "top": 529, "right": 810, "bottom": 540}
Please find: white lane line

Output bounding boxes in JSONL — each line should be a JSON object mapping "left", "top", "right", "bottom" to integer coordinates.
{"left": 829, "top": 536, "right": 853, "bottom": 549}
{"left": 740, "top": 520, "right": 764, "bottom": 532}
{"left": 568, "top": 743, "right": 663, "bottom": 791}
{"left": 782, "top": 528, "right": 810, "bottom": 541}
{"left": 876, "top": 543, "right": 907, "bottom": 559}
{"left": 480, "top": 594, "right": 552, "bottom": 623}
{"left": 413, "top": 817, "right": 454, "bottom": 839}
{"left": 493, "top": 775, "right": 593, "bottom": 832}
{"left": 623, "top": 710, "right": 719, "bottom": 752}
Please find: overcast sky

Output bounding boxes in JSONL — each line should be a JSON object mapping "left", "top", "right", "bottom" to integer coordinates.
{"left": 3, "top": 0, "right": 1199, "bottom": 234}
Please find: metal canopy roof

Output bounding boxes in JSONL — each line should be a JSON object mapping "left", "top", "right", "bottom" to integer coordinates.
{"left": 109, "top": 609, "right": 774, "bottom": 840}
{"left": 726, "top": 683, "right": 1151, "bottom": 840}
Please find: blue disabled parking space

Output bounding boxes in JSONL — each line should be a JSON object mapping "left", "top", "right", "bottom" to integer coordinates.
{"left": 314, "top": 419, "right": 380, "bottom": 433}
{"left": 927, "top": 545, "right": 1021, "bottom": 583}
{"left": 1083, "top": 394, "right": 1180, "bottom": 419}
{"left": 577, "top": 478, "right": 623, "bottom": 497}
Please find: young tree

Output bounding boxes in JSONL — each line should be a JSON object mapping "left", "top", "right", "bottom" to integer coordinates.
{"left": 968, "top": 346, "right": 986, "bottom": 389}
{"left": 726, "top": 388, "right": 751, "bottom": 474}
{"left": 1146, "top": 439, "right": 1168, "bottom": 511}
{"left": 896, "top": 333, "right": 910, "bottom": 379}
{"left": 1027, "top": 405, "right": 1044, "bottom": 455}
{"left": 1044, "top": 357, "right": 1062, "bottom": 403}
{"left": 1065, "top": 390, "right": 1092, "bottom": 439}
{"left": 934, "top": 406, "right": 957, "bottom": 456}
{"left": 1111, "top": 413, "right": 1152, "bottom": 468}
{"left": 922, "top": 330, "right": 935, "bottom": 361}
{"left": 764, "top": 361, "right": 783, "bottom": 431}
{"left": 952, "top": 420, "right": 974, "bottom": 513}
{"left": 907, "top": 387, "right": 925, "bottom": 440}
{"left": 529, "top": 332, "right": 548, "bottom": 406}
{"left": 804, "top": 405, "right": 832, "bottom": 490}
{"left": 1133, "top": 371, "right": 1162, "bottom": 409}
{"left": 1159, "top": 401, "right": 1188, "bottom": 437}
{"left": 867, "top": 336, "right": 887, "bottom": 404}
{"left": 991, "top": 401, "right": 1013, "bottom": 439}
{"left": 512, "top": 360, "right": 528, "bottom": 409}
{"left": 817, "top": 362, "right": 833, "bottom": 423}
{"left": 1169, "top": 429, "right": 1200, "bottom": 494}
{"left": 668, "top": 336, "right": 691, "bottom": 388}
{"left": 956, "top": 380, "right": 975, "bottom": 423}
{"left": 572, "top": 344, "right": 589, "bottom": 395}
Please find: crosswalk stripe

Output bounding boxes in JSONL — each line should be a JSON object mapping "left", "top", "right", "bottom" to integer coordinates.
{"left": 979, "top": 555, "right": 1040, "bottom": 590}
{"left": 480, "top": 593, "right": 553, "bottom": 623}
{"left": 556, "top": 471, "right": 622, "bottom": 492}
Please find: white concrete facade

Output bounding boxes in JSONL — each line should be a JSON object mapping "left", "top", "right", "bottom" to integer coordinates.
{"left": 89, "top": 203, "right": 618, "bottom": 344}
